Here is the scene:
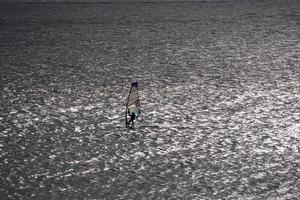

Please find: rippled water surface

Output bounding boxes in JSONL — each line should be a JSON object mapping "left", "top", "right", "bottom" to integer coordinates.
{"left": 1, "top": 1, "right": 300, "bottom": 199}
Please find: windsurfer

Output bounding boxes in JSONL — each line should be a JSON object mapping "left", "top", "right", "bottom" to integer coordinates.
{"left": 127, "top": 104, "right": 140, "bottom": 128}
{"left": 125, "top": 80, "right": 141, "bottom": 129}
{"left": 127, "top": 112, "right": 136, "bottom": 128}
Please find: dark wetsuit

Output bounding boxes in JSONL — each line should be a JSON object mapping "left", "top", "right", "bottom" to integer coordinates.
{"left": 128, "top": 112, "right": 136, "bottom": 128}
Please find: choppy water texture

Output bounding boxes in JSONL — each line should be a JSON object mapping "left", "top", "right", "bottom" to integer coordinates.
{"left": 1, "top": 1, "right": 300, "bottom": 199}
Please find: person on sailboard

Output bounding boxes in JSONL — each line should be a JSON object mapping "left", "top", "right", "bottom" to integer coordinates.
{"left": 125, "top": 80, "right": 141, "bottom": 128}
{"left": 127, "top": 104, "right": 140, "bottom": 128}
{"left": 127, "top": 112, "right": 136, "bottom": 128}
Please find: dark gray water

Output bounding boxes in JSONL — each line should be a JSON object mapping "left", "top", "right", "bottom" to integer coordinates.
{"left": 1, "top": 1, "right": 300, "bottom": 199}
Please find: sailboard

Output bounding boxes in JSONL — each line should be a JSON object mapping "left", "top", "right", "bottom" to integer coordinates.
{"left": 125, "top": 80, "right": 141, "bottom": 127}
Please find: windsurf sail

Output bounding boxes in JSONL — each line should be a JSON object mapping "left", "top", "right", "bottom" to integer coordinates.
{"left": 125, "top": 80, "right": 141, "bottom": 126}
